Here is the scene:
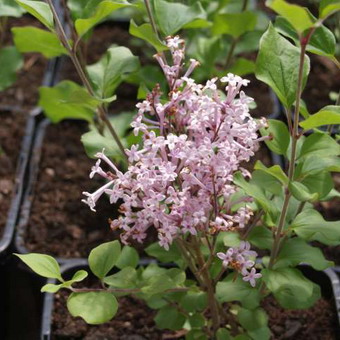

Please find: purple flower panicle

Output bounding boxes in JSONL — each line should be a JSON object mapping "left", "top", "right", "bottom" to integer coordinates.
{"left": 82, "top": 36, "right": 266, "bottom": 253}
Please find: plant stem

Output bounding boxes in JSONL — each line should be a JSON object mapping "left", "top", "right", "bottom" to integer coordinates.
{"left": 45, "top": 0, "right": 127, "bottom": 160}
{"left": 225, "top": 38, "right": 238, "bottom": 70}
{"left": 267, "top": 30, "right": 312, "bottom": 270}
{"left": 242, "top": 209, "right": 264, "bottom": 239}
{"left": 0, "top": 17, "right": 7, "bottom": 47}
{"left": 192, "top": 237, "right": 220, "bottom": 334}
{"left": 224, "top": 0, "right": 248, "bottom": 69}
{"left": 242, "top": 0, "right": 249, "bottom": 11}
{"left": 144, "top": 0, "right": 160, "bottom": 40}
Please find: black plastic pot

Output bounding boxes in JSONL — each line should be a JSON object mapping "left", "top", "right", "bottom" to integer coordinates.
{"left": 0, "top": 55, "right": 61, "bottom": 258}
{"left": 40, "top": 263, "right": 340, "bottom": 340}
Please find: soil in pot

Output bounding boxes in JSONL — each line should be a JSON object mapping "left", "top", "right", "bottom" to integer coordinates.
{"left": 262, "top": 295, "right": 339, "bottom": 340}
{"left": 24, "top": 121, "right": 119, "bottom": 258}
{"left": 0, "top": 15, "right": 49, "bottom": 239}
{"left": 51, "top": 279, "right": 339, "bottom": 340}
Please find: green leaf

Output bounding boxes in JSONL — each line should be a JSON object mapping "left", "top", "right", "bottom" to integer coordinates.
{"left": 291, "top": 209, "right": 340, "bottom": 245}
{"left": 289, "top": 181, "right": 318, "bottom": 202}
{"left": 275, "top": 238, "right": 333, "bottom": 270}
{"left": 129, "top": 20, "right": 167, "bottom": 52}
{"left": 180, "top": 291, "right": 207, "bottom": 313}
{"left": 0, "top": 46, "right": 23, "bottom": 91}
{"left": 300, "top": 105, "right": 340, "bottom": 130}
{"left": 154, "top": 0, "right": 207, "bottom": 36}
{"left": 116, "top": 246, "right": 139, "bottom": 269}
{"left": 154, "top": 306, "right": 186, "bottom": 330}
{"left": 104, "top": 267, "right": 137, "bottom": 288}
{"left": 301, "top": 171, "right": 333, "bottom": 200}
{"left": 238, "top": 307, "right": 268, "bottom": 332}
{"left": 216, "top": 274, "right": 261, "bottom": 309}
{"left": 186, "top": 329, "right": 208, "bottom": 340}
{"left": 266, "top": 0, "right": 314, "bottom": 34}
{"left": 141, "top": 274, "right": 174, "bottom": 296}
{"left": 298, "top": 133, "right": 340, "bottom": 160}
{"left": 251, "top": 170, "right": 283, "bottom": 196}
{"left": 248, "top": 326, "right": 271, "bottom": 340}
{"left": 87, "top": 45, "right": 139, "bottom": 98}
{"left": 41, "top": 283, "right": 63, "bottom": 293}
{"left": 39, "top": 81, "right": 95, "bottom": 123}
{"left": 88, "top": 241, "right": 121, "bottom": 279}
{"left": 256, "top": 23, "right": 310, "bottom": 108}
{"left": 189, "top": 314, "right": 205, "bottom": 328}
{"left": 75, "top": 0, "right": 132, "bottom": 38}
{"left": 15, "top": 253, "right": 62, "bottom": 280}
{"left": 319, "top": 0, "right": 340, "bottom": 19}
{"left": 71, "top": 270, "right": 88, "bottom": 282}
{"left": 228, "top": 58, "right": 255, "bottom": 76}
{"left": 212, "top": 12, "right": 257, "bottom": 38}
{"left": 15, "top": 0, "right": 54, "bottom": 29}
{"left": 300, "top": 155, "right": 340, "bottom": 175}
{"left": 254, "top": 161, "right": 288, "bottom": 185}
{"left": 81, "top": 111, "right": 135, "bottom": 159}
{"left": 262, "top": 267, "right": 320, "bottom": 309}
{"left": 145, "top": 242, "right": 182, "bottom": 263}
{"left": 233, "top": 172, "right": 277, "bottom": 215}
{"left": 223, "top": 232, "right": 241, "bottom": 247}
{"left": 12, "top": 27, "right": 67, "bottom": 58}
{"left": 248, "top": 226, "right": 273, "bottom": 250}
{"left": 260, "top": 119, "right": 290, "bottom": 155}
{"left": 275, "top": 16, "right": 336, "bottom": 59}
{"left": 67, "top": 292, "right": 118, "bottom": 324}
{"left": 0, "top": 0, "right": 26, "bottom": 17}
{"left": 216, "top": 329, "right": 232, "bottom": 340}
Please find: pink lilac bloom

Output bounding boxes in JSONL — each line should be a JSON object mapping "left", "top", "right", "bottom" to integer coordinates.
{"left": 243, "top": 267, "right": 262, "bottom": 287}
{"left": 217, "top": 241, "right": 261, "bottom": 286}
{"left": 82, "top": 36, "right": 267, "bottom": 256}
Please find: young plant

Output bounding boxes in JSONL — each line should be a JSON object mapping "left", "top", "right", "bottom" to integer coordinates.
{"left": 17, "top": 0, "right": 340, "bottom": 339}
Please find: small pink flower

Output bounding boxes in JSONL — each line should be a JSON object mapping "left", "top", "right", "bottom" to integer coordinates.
{"left": 243, "top": 268, "right": 262, "bottom": 287}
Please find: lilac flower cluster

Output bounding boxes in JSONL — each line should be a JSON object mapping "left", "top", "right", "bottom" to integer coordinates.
{"left": 217, "top": 241, "right": 261, "bottom": 286}
{"left": 82, "top": 36, "right": 266, "bottom": 257}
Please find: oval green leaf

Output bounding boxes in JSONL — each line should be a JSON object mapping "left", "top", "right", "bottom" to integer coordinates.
{"left": 88, "top": 240, "right": 121, "bottom": 279}
{"left": 67, "top": 292, "right": 118, "bottom": 324}
{"left": 15, "top": 0, "right": 54, "bottom": 30}
{"left": 15, "top": 253, "right": 62, "bottom": 280}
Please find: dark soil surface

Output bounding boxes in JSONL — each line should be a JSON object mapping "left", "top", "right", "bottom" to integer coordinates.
{"left": 24, "top": 121, "right": 120, "bottom": 258}
{"left": 246, "top": 75, "right": 277, "bottom": 118}
{"left": 0, "top": 110, "right": 26, "bottom": 238}
{"left": 263, "top": 295, "right": 339, "bottom": 340}
{"left": 0, "top": 16, "right": 48, "bottom": 110}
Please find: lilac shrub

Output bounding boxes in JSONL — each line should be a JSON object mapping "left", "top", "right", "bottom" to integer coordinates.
{"left": 15, "top": 0, "right": 340, "bottom": 338}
